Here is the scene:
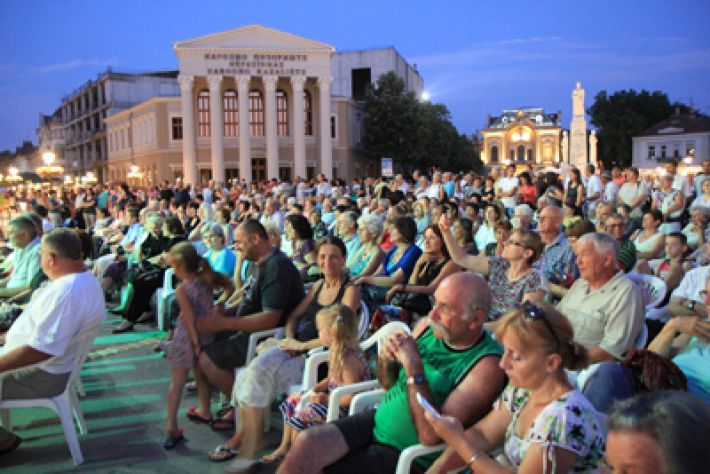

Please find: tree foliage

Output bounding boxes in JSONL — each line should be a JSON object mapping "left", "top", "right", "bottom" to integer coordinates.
{"left": 588, "top": 89, "right": 692, "bottom": 168}
{"left": 362, "top": 72, "right": 481, "bottom": 173}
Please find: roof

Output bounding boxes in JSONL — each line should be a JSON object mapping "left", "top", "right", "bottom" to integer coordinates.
{"left": 485, "top": 108, "right": 561, "bottom": 129}
{"left": 174, "top": 25, "right": 335, "bottom": 53}
{"left": 638, "top": 113, "right": 710, "bottom": 136}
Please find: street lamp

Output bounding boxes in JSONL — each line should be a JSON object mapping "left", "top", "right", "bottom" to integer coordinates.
{"left": 36, "top": 151, "right": 64, "bottom": 179}
{"left": 6, "top": 166, "right": 22, "bottom": 183}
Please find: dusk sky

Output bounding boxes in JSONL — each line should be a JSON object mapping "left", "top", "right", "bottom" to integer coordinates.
{"left": 1, "top": 0, "right": 709, "bottom": 151}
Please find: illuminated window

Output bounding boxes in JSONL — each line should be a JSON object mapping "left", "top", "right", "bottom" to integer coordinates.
{"left": 197, "top": 89, "right": 210, "bottom": 137}
{"left": 223, "top": 90, "right": 238, "bottom": 137}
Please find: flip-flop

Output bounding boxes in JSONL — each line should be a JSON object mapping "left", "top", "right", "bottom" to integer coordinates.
{"left": 163, "top": 429, "right": 186, "bottom": 450}
{"left": 208, "top": 444, "right": 238, "bottom": 462}
{"left": 186, "top": 405, "right": 213, "bottom": 424}
{"left": 210, "top": 417, "right": 235, "bottom": 431}
{"left": 0, "top": 435, "right": 21, "bottom": 455}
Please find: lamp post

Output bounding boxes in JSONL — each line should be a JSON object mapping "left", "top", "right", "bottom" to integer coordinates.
{"left": 36, "top": 151, "right": 64, "bottom": 180}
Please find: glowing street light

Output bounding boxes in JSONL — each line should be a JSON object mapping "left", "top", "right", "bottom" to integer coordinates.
{"left": 36, "top": 150, "right": 64, "bottom": 178}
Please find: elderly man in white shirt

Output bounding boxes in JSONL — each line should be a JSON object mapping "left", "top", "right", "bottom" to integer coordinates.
{"left": 0, "top": 215, "right": 41, "bottom": 299}
{"left": 0, "top": 228, "right": 105, "bottom": 455}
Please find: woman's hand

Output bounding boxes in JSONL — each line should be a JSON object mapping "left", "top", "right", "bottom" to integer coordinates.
{"left": 438, "top": 215, "right": 451, "bottom": 232}
{"left": 423, "top": 412, "right": 465, "bottom": 445}
{"left": 670, "top": 316, "right": 710, "bottom": 342}
{"left": 309, "top": 392, "right": 329, "bottom": 404}
{"left": 385, "top": 284, "right": 403, "bottom": 303}
{"left": 277, "top": 338, "right": 306, "bottom": 354}
{"left": 192, "top": 343, "right": 202, "bottom": 358}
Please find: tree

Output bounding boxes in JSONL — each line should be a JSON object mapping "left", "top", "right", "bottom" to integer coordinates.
{"left": 362, "top": 72, "right": 481, "bottom": 174}
{"left": 588, "top": 89, "right": 692, "bottom": 168}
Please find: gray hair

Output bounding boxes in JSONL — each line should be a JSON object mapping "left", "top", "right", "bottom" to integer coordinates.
{"left": 577, "top": 232, "right": 619, "bottom": 261}
{"left": 43, "top": 228, "right": 82, "bottom": 260}
{"left": 608, "top": 391, "right": 710, "bottom": 474}
{"left": 514, "top": 204, "right": 534, "bottom": 218}
{"left": 9, "top": 215, "right": 39, "bottom": 239}
{"left": 357, "top": 213, "right": 384, "bottom": 239}
{"left": 146, "top": 214, "right": 164, "bottom": 230}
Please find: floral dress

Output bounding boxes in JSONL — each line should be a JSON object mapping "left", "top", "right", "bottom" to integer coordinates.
{"left": 499, "top": 385, "right": 606, "bottom": 473}
{"left": 166, "top": 278, "right": 214, "bottom": 369}
{"left": 487, "top": 256, "right": 547, "bottom": 320}
{"left": 279, "top": 349, "right": 370, "bottom": 430}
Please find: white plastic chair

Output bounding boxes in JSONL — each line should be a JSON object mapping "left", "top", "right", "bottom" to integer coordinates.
{"left": 626, "top": 273, "right": 666, "bottom": 310}
{"left": 0, "top": 324, "right": 101, "bottom": 465}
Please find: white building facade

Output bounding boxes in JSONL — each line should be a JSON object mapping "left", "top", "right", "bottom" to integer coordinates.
{"left": 632, "top": 113, "right": 710, "bottom": 170}
{"left": 104, "top": 25, "right": 423, "bottom": 186}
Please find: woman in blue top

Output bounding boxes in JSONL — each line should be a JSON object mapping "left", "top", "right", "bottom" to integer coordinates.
{"left": 353, "top": 216, "right": 422, "bottom": 313}
{"left": 203, "top": 223, "right": 237, "bottom": 277}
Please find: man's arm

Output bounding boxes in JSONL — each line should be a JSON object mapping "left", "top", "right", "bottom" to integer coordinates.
{"left": 197, "top": 309, "right": 281, "bottom": 333}
{"left": 0, "top": 345, "right": 52, "bottom": 373}
{"left": 668, "top": 296, "right": 707, "bottom": 318}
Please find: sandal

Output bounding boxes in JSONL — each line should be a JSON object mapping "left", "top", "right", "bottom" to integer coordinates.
{"left": 216, "top": 404, "right": 234, "bottom": 419}
{"left": 186, "top": 405, "right": 213, "bottom": 424}
{"left": 163, "top": 429, "right": 186, "bottom": 450}
{"left": 208, "top": 444, "right": 238, "bottom": 462}
{"left": 210, "top": 417, "right": 235, "bottom": 431}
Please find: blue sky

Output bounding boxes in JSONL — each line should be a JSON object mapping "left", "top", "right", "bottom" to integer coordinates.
{"left": 1, "top": 0, "right": 709, "bottom": 150}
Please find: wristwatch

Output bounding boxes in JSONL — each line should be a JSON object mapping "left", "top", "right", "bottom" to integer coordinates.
{"left": 687, "top": 300, "right": 696, "bottom": 310}
{"left": 406, "top": 373, "right": 426, "bottom": 386}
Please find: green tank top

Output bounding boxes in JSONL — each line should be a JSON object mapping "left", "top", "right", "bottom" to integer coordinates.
{"left": 373, "top": 327, "right": 502, "bottom": 467}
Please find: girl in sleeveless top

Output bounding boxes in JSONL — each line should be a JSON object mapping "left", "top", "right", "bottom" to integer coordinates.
{"left": 262, "top": 304, "right": 369, "bottom": 463}
{"left": 631, "top": 209, "right": 665, "bottom": 260}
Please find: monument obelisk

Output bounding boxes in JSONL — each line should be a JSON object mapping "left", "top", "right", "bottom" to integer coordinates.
{"left": 569, "top": 82, "right": 588, "bottom": 168}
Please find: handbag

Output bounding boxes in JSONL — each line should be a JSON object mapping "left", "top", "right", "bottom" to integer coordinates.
{"left": 622, "top": 348, "right": 688, "bottom": 393}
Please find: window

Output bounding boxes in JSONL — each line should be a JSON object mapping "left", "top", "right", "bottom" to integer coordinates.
{"left": 249, "top": 90, "right": 264, "bottom": 136}
{"left": 491, "top": 145, "right": 499, "bottom": 163}
{"left": 673, "top": 144, "right": 680, "bottom": 158}
{"left": 330, "top": 115, "right": 337, "bottom": 139}
{"left": 517, "top": 145, "right": 526, "bottom": 161}
{"left": 661, "top": 145, "right": 667, "bottom": 158}
{"left": 277, "top": 89, "right": 289, "bottom": 136}
{"left": 687, "top": 143, "right": 695, "bottom": 158}
{"left": 351, "top": 68, "right": 371, "bottom": 100}
{"left": 172, "top": 117, "right": 183, "bottom": 140}
{"left": 648, "top": 145, "right": 656, "bottom": 160}
{"left": 197, "top": 89, "right": 210, "bottom": 137}
{"left": 279, "top": 166, "right": 292, "bottom": 182}
{"left": 304, "top": 90, "right": 313, "bottom": 136}
{"left": 223, "top": 90, "right": 238, "bottom": 137}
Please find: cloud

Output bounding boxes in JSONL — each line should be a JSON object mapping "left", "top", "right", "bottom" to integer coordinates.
{"left": 31, "top": 57, "right": 119, "bottom": 74}
{"left": 495, "top": 35, "right": 563, "bottom": 46}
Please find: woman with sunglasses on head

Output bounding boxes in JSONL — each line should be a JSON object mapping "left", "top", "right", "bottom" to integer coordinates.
{"left": 424, "top": 302, "right": 605, "bottom": 474}
{"left": 439, "top": 215, "right": 546, "bottom": 325}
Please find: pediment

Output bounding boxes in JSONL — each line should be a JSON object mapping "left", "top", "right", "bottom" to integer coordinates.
{"left": 174, "top": 25, "right": 335, "bottom": 52}
{"left": 658, "top": 126, "right": 684, "bottom": 134}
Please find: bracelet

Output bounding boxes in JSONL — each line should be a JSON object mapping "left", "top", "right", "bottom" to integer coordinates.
{"left": 468, "top": 450, "right": 485, "bottom": 467}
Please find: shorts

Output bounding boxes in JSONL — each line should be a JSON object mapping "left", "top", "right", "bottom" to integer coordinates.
{"left": 323, "top": 411, "right": 414, "bottom": 474}
{"left": 202, "top": 331, "right": 250, "bottom": 371}
{"left": 1, "top": 368, "right": 70, "bottom": 400}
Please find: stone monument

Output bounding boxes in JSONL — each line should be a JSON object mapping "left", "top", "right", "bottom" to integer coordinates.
{"left": 589, "top": 130, "right": 598, "bottom": 167}
{"left": 561, "top": 131, "right": 569, "bottom": 164}
{"left": 569, "top": 82, "right": 588, "bottom": 168}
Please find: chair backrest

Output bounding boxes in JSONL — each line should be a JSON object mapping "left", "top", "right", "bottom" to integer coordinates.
{"left": 357, "top": 300, "right": 369, "bottom": 341}
{"left": 64, "top": 324, "right": 102, "bottom": 389}
{"left": 360, "top": 320, "right": 411, "bottom": 353}
{"left": 635, "top": 322, "right": 648, "bottom": 349}
{"left": 162, "top": 267, "right": 175, "bottom": 292}
{"left": 626, "top": 273, "right": 666, "bottom": 309}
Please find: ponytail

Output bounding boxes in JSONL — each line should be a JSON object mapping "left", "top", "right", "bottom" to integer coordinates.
{"left": 196, "top": 255, "right": 232, "bottom": 291}
{"left": 562, "top": 340, "right": 590, "bottom": 371}
{"left": 316, "top": 304, "right": 359, "bottom": 380}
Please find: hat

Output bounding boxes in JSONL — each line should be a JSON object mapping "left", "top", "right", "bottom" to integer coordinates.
{"left": 601, "top": 170, "right": 612, "bottom": 179}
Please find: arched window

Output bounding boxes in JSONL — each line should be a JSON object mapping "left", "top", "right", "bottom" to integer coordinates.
{"left": 517, "top": 145, "right": 526, "bottom": 161}
{"left": 277, "top": 89, "right": 289, "bottom": 136}
{"left": 490, "top": 145, "right": 499, "bottom": 163}
{"left": 197, "top": 89, "right": 210, "bottom": 137}
{"left": 223, "top": 90, "right": 238, "bottom": 137}
{"left": 304, "top": 90, "right": 313, "bottom": 136}
{"left": 249, "top": 90, "right": 264, "bottom": 136}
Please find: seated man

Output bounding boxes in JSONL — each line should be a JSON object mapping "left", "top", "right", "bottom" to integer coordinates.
{"left": 558, "top": 232, "right": 645, "bottom": 365}
{"left": 197, "top": 219, "right": 304, "bottom": 402}
{"left": 277, "top": 272, "right": 505, "bottom": 474}
{"left": 0, "top": 215, "right": 42, "bottom": 300}
{"left": 0, "top": 228, "right": 105, "bottom": 455}
{"left": 637, "top": 231, "right": 692, "bottom": 300}
{"left": 605, "top": 213, "right": 637, "bottom": 273}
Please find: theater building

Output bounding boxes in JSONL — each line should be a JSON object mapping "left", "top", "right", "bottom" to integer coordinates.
{"left": 480, "top": 108, "right": 562, "bottom": 167}
{"left": 105, "top": 25, "right": 423, "bottom": 185}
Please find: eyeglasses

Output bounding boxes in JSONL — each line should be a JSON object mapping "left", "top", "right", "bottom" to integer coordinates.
{"left": 521, "top": 301, "right": 559, "bottom": 353}
{"left": 506, "top": 240, "right": 526, "bottom": 248}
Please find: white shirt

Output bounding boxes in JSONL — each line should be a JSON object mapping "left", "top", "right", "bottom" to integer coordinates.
{"left": 603, "top": 181, "right": 619, "bottom": 207}
{"left": 585, "top": 175, "right": 603, "bottom": 206}
{"left": 2, "top": 271, "right": 105, "bottom": 374}
{"left": 498, "top": 176, "right": 519, "bottom": 209}
{"left": 7, "top": 237, "right": 41, "bottom": 289}
{"left": 672, "top": 265, "right": 710, "bottom": 303}
{"left": 672, "top": 173, "right": 692, "bottom": 198}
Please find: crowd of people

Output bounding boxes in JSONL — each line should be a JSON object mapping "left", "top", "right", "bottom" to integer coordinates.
{"left": 1, "top": 161, "right": 710, "bottom": 473}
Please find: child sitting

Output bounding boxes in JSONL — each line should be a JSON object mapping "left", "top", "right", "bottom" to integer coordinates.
{"left": 261, "top": 304, "right": 369, "bottom": 463}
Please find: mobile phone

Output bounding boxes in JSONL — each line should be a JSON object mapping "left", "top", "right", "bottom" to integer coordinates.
{"left": 416, "top": 392, "right": 441, "bottom": 418}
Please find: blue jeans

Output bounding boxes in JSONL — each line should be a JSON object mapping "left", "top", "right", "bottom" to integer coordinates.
{"left": 581, "top": 361, "right": 635, "bottom": 413}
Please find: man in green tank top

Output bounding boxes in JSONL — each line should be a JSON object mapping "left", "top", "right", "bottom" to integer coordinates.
{"left": 278, "top": 273, "right": 506, "bottom": 473}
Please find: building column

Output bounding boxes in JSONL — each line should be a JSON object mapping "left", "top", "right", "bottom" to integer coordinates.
{"left": 236, "top": 75, "right": 251, "bottom": 183}
{"left": 208, "top": 75, "right": 225, "bottom": 185}
{"left": 263, "top": 75, "right": 279, "bottom": 180}
{"left": 178, "top": 75, "right": 197, "bottom": 186}
{"left": 318, "top": 76, "right": 333, "bottom": 178}
{"left": 291, "top": 76, "right": 306, "bottom": 180}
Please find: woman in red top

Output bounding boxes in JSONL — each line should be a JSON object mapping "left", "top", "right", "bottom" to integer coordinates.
{"left": 517, "top": 172, "right": 538, "bottom": 209}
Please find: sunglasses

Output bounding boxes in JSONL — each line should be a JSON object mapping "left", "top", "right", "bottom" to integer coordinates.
{"left": 522, "top": 301, "right": 559, "bottom": 353}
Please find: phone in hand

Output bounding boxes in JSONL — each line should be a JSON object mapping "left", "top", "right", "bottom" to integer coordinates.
{"left": 416, "top": 392, "right": 441, "bottom": 418}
